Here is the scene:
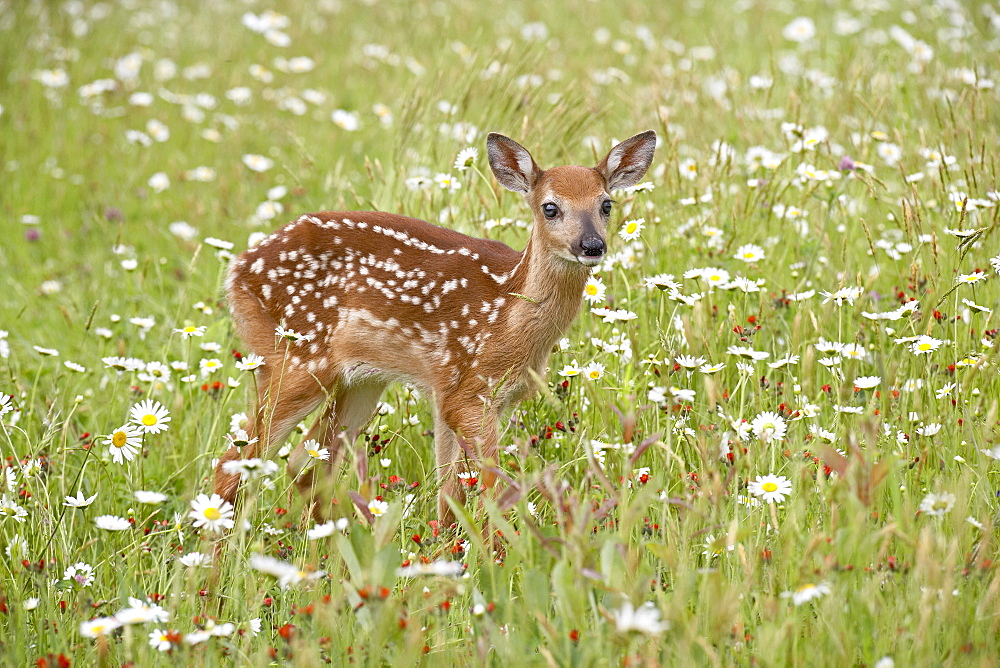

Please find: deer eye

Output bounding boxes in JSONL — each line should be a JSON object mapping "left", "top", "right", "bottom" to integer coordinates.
{"left": 542, "top": 203, "right": 559, "bottom": 219}
{"left": 602, "top": 200, "right": 613, "bottom": 216}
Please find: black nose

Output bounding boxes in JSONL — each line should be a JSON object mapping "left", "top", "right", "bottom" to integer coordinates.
{"left": 580, "top": 236, "right": 606, "bottom": 257}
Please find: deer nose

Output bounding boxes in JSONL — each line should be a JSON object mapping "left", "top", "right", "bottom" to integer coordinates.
{"left": 580, "top": 236, "right": 606, "bottom": 257}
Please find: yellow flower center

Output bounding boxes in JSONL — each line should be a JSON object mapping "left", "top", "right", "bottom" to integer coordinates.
{"left": 743, "top": 253, "right": 754, "bottom": 258}
{"left": 796, "top": 584, "right": 816, "bottom": 592}
{"left": 709, "top": 275, "right": 720, "bottom": 281}
{"left": 308, "top": 449, "right": 320, "bottom": 458}
{"left": 589, "top": 371, "right": 600, "bottom": 379}
{"left": 203, "top": 507, "right": 221, "bottom": 521}
{"left": 586, "top": 285, "right": 598, "bottom": 295}
{"left": 762, "top": 422, "right": 775, "bottom": 431}
{"left": 184, "top": 326, "right": 197, "bottom": 333}
{"left": 626, "top": 223, "right": 637, "bottom": 234}
{"left": 142, "top": 415, "right": 157, "bottom": 426}
{"left": 918, "top": 343, "right": 932, "bottom": 351}
{"left": 762, "top": 482, "right": 778, "bottom": 492}
{"left": 112, "top": 431, "right": 128, "bottom": 447}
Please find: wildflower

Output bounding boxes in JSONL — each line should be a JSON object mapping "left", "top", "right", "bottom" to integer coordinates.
{"left": 184, "top": 619, "right": 236, "bottom": 645}
{"left": 699, "top": 362, "right": 726, "bottom": 374}
{"left": 64, "top": 490, "right": 98, "bottom": 508}
{"left": 767, "top": 354, "right": 800, "bottom": 369}
{"left": 148, "top": 172, "right": 170, "bottom": 193}
{"left": 961, "top": 298, "right": 991, "bottom": 314}
{"left": 910, "top": 336, "right": 942, "bottom": 355}
{"left": 397, "top": 560, "right": 465, "bottom": 577}
{"left": 919, "top": 492, "right": 955, "bottom": 517}
{"left": 644, "top": 273, "right": 680, "bottom": 291}
{"left": 980, "top": 445, "right": 1000, "bottom": 460}
{"left": 134, "top": 490, "right": 168, "bottom": 504}
{"left": 734, "top": 244, "right": 765, "bottom": 263}
{"left": 957, "top": 270, "right": 988, "bottom": 284}
{"left": 33, "top": 345, "right": 59, "bottom": 356}
{"left": 618, "top": 218, "right": 645, "bottom": 241}
{"left": 820, "top": 286, "right": 863, "bottom": 306}
{"left": 332, "top": 109, "right": 360, "bottom": 131}
{"left": 64, "top": 562, "right": 95, "bottom": 586}
{"left": 0, "top": 394, "right": 11, "bottom": 418}
{"left": 368, "top": 499, "right": 389, "bottom": 517}
{"left": 221, "top": 458, "right": 278, "bottom": 480}
{"left": 453, "top": 147, "right": 478, "bottom": 171}
{"left": 583, "top": 361, "right": 606, "bottom": 380}
{"left": 782, "top": 17, "right": 816, "bottom": 42}
{"left": 95, "top": 515, "right": 131, "bottom": 530}
{"left": 189, "top": 493, "right": 235, "bottom": 533}
{"left": 199, "top": 358, "right": 224, "bottom": 376}
{"left": 727, "top": 345, "right": 770, "bottom": 361}
{"left": 275, "top": 325, "right": 314, "bottom": 343}
{"left": 702, "top": 534, "right": 736, "bottom": 558}
{"left": 178, "top": 552, "right": 213, "bottom": 568}
{"left": 582, "top": 276, "right": 607, "bottom": 304}
{"left": 235, "top": 353, "right": 265, "bottom": 371}
{"left": 303, "top": 439, "right": 330, "bottom": 462}
{"left": 105, "top": 425, "right": 143, "bottom": 464}
{"left": 611, "top": 600, "right": 670, "bottom": 635}
{"left": 750, "top": 412, "right": 787, "bottom": 442}
{"left": 675, "top": 354, "right": 706, "bottom": 369}
{"left": 129, "top": 400, "right": 171, "bottom": 434}
{"left": 935, "top": 382, "right": 957, "bottom": 399}
{"left": 80, "top": 617, "right": 122, "bottom": 639}
{"left": 64, "top": 361, "right": 86, "bottom": 373}
{"left": 250, "top": 554, "right": 326, "bottom": 588}
{"left": 915, "top": 423, "right": 942, "bottom": 437}
{"left": 149, "top": 629, "right": 180, "bottom": 652}
{"left": 748, "top": 474, "right": 792, "bottom": 503}
{"left": 242, "top": 154, "right": 274, "bottom": 172}
{"left": 307, "top": 518, "right": 349, "bottom": 539}
{"left": 559, "top": 361, "right": 582, "bottom": 377}
{"left": 853, "top": 376, "right": 881, "bottom": 390}
{"left": 781, "top": 582, "right": 831, "bottom": 606}
{"left": 116, "top": 597, "right": 170, "bottom": 625}
{"left": 174, "top": 325, "right": 206, "bottom": 338}
{"left": 0, "top": 494, "right": 28, "bottom": 522}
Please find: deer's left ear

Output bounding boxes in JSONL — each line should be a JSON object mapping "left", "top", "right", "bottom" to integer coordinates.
{"left": 596, "top": 130, "right": 657, "bottom": 191}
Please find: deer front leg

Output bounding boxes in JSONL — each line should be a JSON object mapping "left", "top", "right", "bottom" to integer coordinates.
{"left": 434, "top": 400, "right": 501, "bottom": 534}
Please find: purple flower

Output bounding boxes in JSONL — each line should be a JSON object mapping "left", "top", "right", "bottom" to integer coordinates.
{"left": 838, "top": 155, "right": 856, "bottom": 171}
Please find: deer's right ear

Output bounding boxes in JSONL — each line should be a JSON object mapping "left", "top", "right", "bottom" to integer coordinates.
{"left": 487, "top": 133, "right": 539, "bottom": 194}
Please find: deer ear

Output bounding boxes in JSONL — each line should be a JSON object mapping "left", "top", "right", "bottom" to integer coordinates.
{"left": 487, "top": 133, "right": 540, "bottom": 194}
{"left": 596, "top": 130, "right": 657, "bottom": 191}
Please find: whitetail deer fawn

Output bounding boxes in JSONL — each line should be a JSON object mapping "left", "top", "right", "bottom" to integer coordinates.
{"left": 213, "top": 130, "right": 656, "bottom": 527}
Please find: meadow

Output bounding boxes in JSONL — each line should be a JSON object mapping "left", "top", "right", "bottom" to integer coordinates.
{"left": 1, "top": 0, "right": 999, "bottom": 664}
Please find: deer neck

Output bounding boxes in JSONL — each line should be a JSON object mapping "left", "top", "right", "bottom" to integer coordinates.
{"left": 504, "top": 234, "right": 590, "bottom": 355}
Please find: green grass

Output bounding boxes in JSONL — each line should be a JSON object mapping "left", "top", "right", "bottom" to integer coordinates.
{"left": 1, "top": 0, "right": 999, "bottom": 665}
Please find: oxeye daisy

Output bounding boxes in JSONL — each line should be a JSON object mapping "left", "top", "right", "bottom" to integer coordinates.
{"left": 105, "top": 424, "right": 143, "bottom": 464}
{"left": 303, "top": 439, "right": 330, "bottom": 461}
{"left": 0, "top": 494, "right": 28, "bottom": 522}
{"left": 618, "top": 218, "right": 645, "bottom": 241}
{"left": 453, "top": 146, "right": 478, "bottom": 171}
{"left": 95, "top": 515, "right": 131, "bottom": 530}
{"left": 909, "top": 335, "right": 942, "bottom": 355}
{"left": 174, "top": 325, "right": 206, "bottom": 338}
{"left": 235, "top": 353, "right": 266, "bottom": 371}
{"left": 64, "top": 490, "right": 98, "bottom": 507}
{"left": 734, "top": 243, "right": 765, "bottom": 263}
{"left": 188, "top": 493, "right": 235, "bottom": 533}
{"left": 750, "top": 411, "right": 787, "bottom": 442}
{"left": 583, "top": 361, "right": 606, "bottom": 380}
{"left": 853, "top": 376, "right": 881, "bottom": 390}
{"left": 80, "top": 617, "right": 122, "bottom": 639}
{"left": 558, "top": 361, "right": 582, "bottom": 377}
{"left": 129, "top": 400, "right": 170, "bottom": 434}
{"left": 368, "top": 499, "right": 389, "bottom": 517}
{"left": 919, "top": 492, "right": 955, "bottom": 517}
{"left": 748, "top": 474, "right": 792, "bottom": 503}
{"left": 781, "top": 582, "right": 831, "bottom": 606}
{"left": 582, "top": 276, "right": 607, "bottom": 304}
{"left": 957, "top": 270, "right": 988, "bottom": 284}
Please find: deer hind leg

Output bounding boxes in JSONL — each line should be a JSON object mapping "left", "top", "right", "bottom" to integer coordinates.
{"left": 288, "top": 376, "right": 388, "bottom": 508}
{"left": 213, "top": 360, "right": 331, "bottom": 505}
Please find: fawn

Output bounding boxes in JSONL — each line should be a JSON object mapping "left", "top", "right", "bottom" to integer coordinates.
{"left": 213, "top": 130, "right": 657, "bottom": 527}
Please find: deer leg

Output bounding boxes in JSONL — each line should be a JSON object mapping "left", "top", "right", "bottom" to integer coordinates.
{"left": 435, "top": 400, "right": 500, "bottom": 528}
{"left": 288, "top": 377, "right": 387, "bottom": 512}
{"left": 213, "top": 363, "right": 329, "bottom": 505}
